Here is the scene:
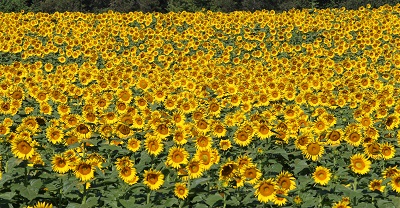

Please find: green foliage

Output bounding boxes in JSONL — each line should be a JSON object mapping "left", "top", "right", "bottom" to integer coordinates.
{"left": 0, "top": 0, "right": 30, "bottom": 12}
{"left": 166, "top": 0, "right": 201, "bottom": 12}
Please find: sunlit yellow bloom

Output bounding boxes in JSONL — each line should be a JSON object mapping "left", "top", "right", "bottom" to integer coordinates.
{"left": 143, "top": 169, "right": 164, "bottom": 191}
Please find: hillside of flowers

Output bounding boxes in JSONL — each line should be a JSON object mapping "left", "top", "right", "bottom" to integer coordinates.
{"left": 1, "top": 4, "right": 400, "bottom": 208}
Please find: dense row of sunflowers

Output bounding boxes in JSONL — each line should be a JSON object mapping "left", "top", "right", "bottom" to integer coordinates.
{"left": 1, "top": 3, "right": 400, "bottom": 208}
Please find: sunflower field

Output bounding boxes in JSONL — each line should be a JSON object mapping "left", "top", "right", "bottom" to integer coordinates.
{"left": 1, "top": 3, "right": 400, "bottom": 208}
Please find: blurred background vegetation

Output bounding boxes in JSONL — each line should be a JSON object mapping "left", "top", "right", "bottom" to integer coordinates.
{"left": 0, "top": 0, "right": 400, "bottom": 13}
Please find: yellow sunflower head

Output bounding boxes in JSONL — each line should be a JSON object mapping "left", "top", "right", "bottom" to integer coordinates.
{"left": 276, "top": 171, "right": 296, "bottom": 191}
{"left": 254, "top": 178, "right": 277, "bottom": 203}
{"left": 143, "top": 169, "right": 164, "bottom": 191}
{"left": 312, "top": 166, "right": 331, "bottom": 186}
{"left": 174, "top": 182, "right": 189, "bottom": 199}
{"left": 166, "top": 146, "right": 189, "bottom": 169}
{"left": 350, "top": 153, "right": 371, "bottom": 175}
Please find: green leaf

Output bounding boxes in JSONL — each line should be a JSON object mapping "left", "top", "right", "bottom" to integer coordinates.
{"left": 205, "top": 194, "right": 223, "bottom": 207}
{"left": 190, "top": 177, "right": 211, "bottom": 189}
{"left": 20, "top": 183, "right": 40, "bottom": 201}
{"left": 354, "top": 202, "right": 377, "bottom": 208}
{"left": 0, "top": 192, "right": 15, "bottom": 201}
{"left": 164, "top": 197, "right": 178, "bottom": 207}
{"left": 293, "top": 159, "right": 308, "bottom": 175}
{"left": 271, "top": 147, "right": 289, "bottom": 160}
{"left": 82, "top": 197, "right": 99, "bottom": 208}
{"left": 226, "top": 196, "right": 240, "bottom": 206}
{"left": 30, "top": 179, "right": 43, "bottom": 190}
{"left": 119, "top": 197, "right": 136, "bottom": 208}
{"left": 269, "top": 163, "right": 283, "bottom": 174}
{"left": 194, "top": 203, "right": 208, "bottom": 208}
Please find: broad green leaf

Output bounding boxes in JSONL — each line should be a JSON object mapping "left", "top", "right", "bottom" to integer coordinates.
{"left": 82, "top": 197, "right": 99, "bottom": 208}
{"left": 0, "top": 192, "right": 15, "bottom": 201}
{"left": 354, "top": 202, "right": 377, "bottom": 208}
{"left": 164, "top": 197, "right": 178, "bottom": 207}
{"left": 269, "top": 163, "right": 283, "bottom": 174}
{"left": 294, "top": 159, "right": 308, "bottom": 175}
{"left": 194, "top": 203, "right": 208, "bottom": 208}
{"left": 205, "top": 194, "right": 223, "bottom": 207}
{"left": 271, "top": 147, "right": 289, "bottom": 160}
{"left": 190, "top": 177, "right": 211, "bottom": 189}
{"left": 119, "top": 197, "right": 136, "bottom": 208}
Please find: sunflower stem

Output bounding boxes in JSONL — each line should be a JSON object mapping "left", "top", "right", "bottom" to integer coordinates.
{"left": 353, "top": 176, "right": 357, "bottom": 191}
{"left": 82, "top": 182, "right": 87, "bottom": 204}
{"left": 146, "top": 190, "right": 151, "bottom": 204}
{"left": 24, "top": 165, "right": 28, "bottom": 186}
{"left": 223, "top": 191, "right": 226, "bottom": 208}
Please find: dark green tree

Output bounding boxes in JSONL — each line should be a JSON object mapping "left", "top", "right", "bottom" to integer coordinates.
{"left": 0, "top": 0, "right": 30, "bottom": 12}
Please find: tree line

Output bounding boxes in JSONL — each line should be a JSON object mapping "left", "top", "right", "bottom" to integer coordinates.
{"left": 0, "top": 0, "right": 400, "bottom": 13}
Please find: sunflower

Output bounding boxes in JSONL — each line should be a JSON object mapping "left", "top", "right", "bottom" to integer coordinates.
{"left": 119, "top": 166, "right": 138, "bottom": 185}
{"left": 294, "top": 130, "right": 313, "bottom": 150}
{"left": 145, "top": 135, "right": 164, "bottom": 156}
{"left": 326, "top": 129, "right": 343, "bottom": 146}
{"left": 234, "top": 128, "right": 253, "bottom": 147}
{"left": 390, "top": 174, "right": 400, "bottom": 193}
{"left": 312, "top": 117, "right": 328, "bottom": 134}
{"left": 186, "top": 159, "right": 204, "bottom": 179}
{"left": 21, "top": 116, "right": 39, "bottom": 133}
{"left": 382, "top": 166, "right": 400, "bottom": 179}
{"left": 98, "top": 124, "right": 114, "bottom": 139}
{"left": 332, "top": 201, "right": 351, "bottom": 208}
{"left": 384, "top": 114, "right": 399, "bottom": 130}
{"left": 52, "top": 154, "right": 70, "bottom": 174}
{"left": 115, "top": 123, "right": 133, "bottom": 139}
{"left": 219, "top": 161, "right": 239, "bottom": 181}
{"left": 210, "top": 121, "right": 227, "bottom": 138}
{"left": 255, "top": 122, "right": 274, "bottom": 140}
{"left": 115, "top": 156, "right": 133, "bottom": 171}
{"left": 195, "top": 149, "right": 214, "bottom": 170}
{"left": 171, "top": 110, "right": 185, "bottom": 127}
{"left": 46, "top": 125, "right": 64, "bottom": 144}
{"left": 273, "top": 187, "right": 288, "bottom": 206}
{"left": 174, "top": 182, "right": 189, "bottom": 199}
{"left": 369, "top": 179, "right": 385, "bottom": 192}
{"left": 276, "top": 171, "right": 296, "bottom": 191}
{"left": 345, "top": 129, "right": 363, "bottom": 147}
{"left": 143, "top": 169, "right": 164, "bottom": 191}
{"left": 312, "top": 166, "right": 331, "bottom": 186}
{"left": 116, "top": 88, "right": 133, "bottom": 103}
{"left": 241, "top": 164, "right": 262, "bottom": 185}
{"left": 254, "top": 178, "right": 277, "bottom": 203}
{"left": 173, "top": 127, "right": 188, "bottom": 145}
{"left": 195, "top": 119, "right": 210, "bottom": 133}
{"left": 0, "top": 123, "right": 9, "bottom": 136}
{"left": 11, "top": 136, "right": 35, "bottom": 160}
{"left": 350, "top": 153, "right": 371, "bottom": 175}
{"left": 195, "top": 134, "right": 212, "bottom": 150}
{"left": 302, "top": 140, "right": 324, "bottom": 161}
{"left": 380, "top": 142, "right": 395, "bottom": 160}
{"left": 132, "top": 115, "right": 145, "bottom": 129}
{"left": 154, "top": 123, "right": 171, "bottom": 140}
{"left": 75, "top": 123, "right": 92, "bottom": 140}
{"left": 219, "top": 139, "right": 232, "bottom": 151}
{"left": 237, "top": 155, "right": 254, "bottom": 169}
{"left": 32, "top": 201, "right": 53, "bottom": 208}
{"left": 74, "top": 160, "right": 95, "bottom": 181}
{"left": 127, "top": 138, "right": 141, "bottom": 152}
{"left": 363, "top": 142, "right": 381, "bottom": 160}
{"left": 166, "top": 146, "right": 189, "bottom": 169}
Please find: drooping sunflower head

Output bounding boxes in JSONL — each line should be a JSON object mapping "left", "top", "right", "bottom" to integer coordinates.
{"left": 273, "top": 187, "right": 288, "bottom": 206}
{"left": 369, "top": 179, "right": 385, "bottom": 192}
{"left": 363, "top": 142, "right": 381, "bottom": 160}
{"left": 115, "top": 156, "right": 133, "bottom": 171}
{"left": 382, "top": 166, "right": 400, "bottom": 179}
{"left": 219, "top": 161, "right": 238, "bottom": 181}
